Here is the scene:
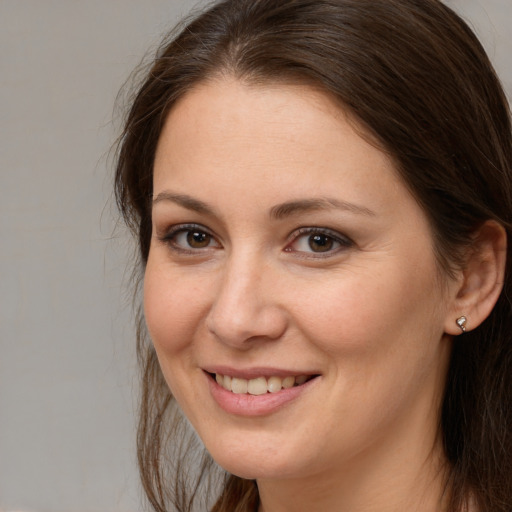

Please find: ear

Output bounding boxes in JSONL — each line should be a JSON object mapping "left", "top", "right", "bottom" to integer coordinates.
{"left": 444, "top": 220, "right": 507, "bottom": 335}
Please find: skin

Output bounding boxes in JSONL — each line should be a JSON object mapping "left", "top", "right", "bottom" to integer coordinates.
{"left": 144, "top": 78, "right": 476, "bottom": 511}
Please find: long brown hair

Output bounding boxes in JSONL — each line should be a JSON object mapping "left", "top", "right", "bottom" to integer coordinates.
{"left": 114, "top": 1, "right": 512, "bottom": 510}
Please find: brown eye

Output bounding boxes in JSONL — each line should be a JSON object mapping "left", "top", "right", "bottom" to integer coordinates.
{"left": 286, "top": 227, "right": 353, "bottom": 257}
{"left": 308, "top": 234, "right": 334, "bottom": 252}
{"left": 186, "top": 230, "right": 212, "bottom": 248}
{"left": 161, "top": 224, "right": 220, "bottom": 252}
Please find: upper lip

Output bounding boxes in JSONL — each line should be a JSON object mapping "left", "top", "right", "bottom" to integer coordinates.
{"left": 203, "top": 366, "right": 320, "bottom": 380}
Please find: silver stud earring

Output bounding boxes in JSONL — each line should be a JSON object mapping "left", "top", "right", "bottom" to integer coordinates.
{"left": 456, "top": 316, "right": 467, "bottom": 333}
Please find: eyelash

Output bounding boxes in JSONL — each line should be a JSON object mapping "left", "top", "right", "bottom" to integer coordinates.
{"left": 158, "top": 224, "right": 353, "bottom": 257}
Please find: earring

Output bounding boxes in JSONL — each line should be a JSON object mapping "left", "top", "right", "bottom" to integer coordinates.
{"left": 456, "top": 316, "right": 467, "bottom": 333}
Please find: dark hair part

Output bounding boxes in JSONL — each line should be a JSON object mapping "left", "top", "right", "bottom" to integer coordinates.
{"left": 115, "top": 0, "right": 512, "bottom": 510}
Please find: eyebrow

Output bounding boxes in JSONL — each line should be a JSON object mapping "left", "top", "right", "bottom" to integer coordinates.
{"left": 152, "top": 191, "right": 375, "bottom": 219}
{"left": 152, "top": 192, "right": 216, "bottom": 216}
{"left": 269, "top": 198, "right": 376, "bottom": 219}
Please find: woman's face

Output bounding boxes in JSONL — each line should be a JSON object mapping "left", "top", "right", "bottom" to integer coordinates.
{"left": 145, "top": 79, "right": 455, "bottom": 481}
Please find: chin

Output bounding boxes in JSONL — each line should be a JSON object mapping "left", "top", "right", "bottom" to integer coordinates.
{"left": 202, "top": 431, "right": 312, "bottom": 481}
{"left": 214, "top": 457, "right": 298, "bottom": 481}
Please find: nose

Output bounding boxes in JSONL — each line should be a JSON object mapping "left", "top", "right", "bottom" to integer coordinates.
{"left": 206, "top": 253, "right": 288, "bottom": 348}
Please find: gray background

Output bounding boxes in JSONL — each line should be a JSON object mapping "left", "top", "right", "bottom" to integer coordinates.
{"left": 1, "top": 1, "right": 510, "bottom": 511}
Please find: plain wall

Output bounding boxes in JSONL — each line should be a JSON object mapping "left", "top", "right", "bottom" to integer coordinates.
{"left": 0, "top": 1, "right": 510, "bottom": 511}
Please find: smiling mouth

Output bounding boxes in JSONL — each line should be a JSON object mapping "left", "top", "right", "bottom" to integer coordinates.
{"left": 211, "top": 373, "right": 318, "bottom": 395}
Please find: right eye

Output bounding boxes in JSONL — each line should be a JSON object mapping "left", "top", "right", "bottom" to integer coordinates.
{"left": 159, "top": 224, "right": 220, "bottom": 252}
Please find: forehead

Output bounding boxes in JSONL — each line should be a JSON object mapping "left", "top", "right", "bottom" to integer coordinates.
{"left": 153, "top": 78, "right": 401, "bottom": 207}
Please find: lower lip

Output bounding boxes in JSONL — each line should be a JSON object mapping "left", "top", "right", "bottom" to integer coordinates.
{"left": 206, "top": 373, "right": 319, "bottom": 416}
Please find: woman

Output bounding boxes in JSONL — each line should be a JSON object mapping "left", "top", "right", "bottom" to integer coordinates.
{"left": 115, "top": 0, "right": 512, "bottom": 510}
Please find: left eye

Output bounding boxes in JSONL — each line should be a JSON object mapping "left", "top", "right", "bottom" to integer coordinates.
{"left": 286, "top": 229, "right": 351, "bottom": 255}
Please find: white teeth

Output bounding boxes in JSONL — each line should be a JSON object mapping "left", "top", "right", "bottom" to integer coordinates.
{"left": 282, "top": 376, "right": 295, "bottom": 389}
{"left": 231, "top": 377, "right": 248, "bottom": 394}
{"left": 247, "top": 377, "right": 268, "bottom": 395}
{"left": 215, "top": 373, "right": 312, "bottom": 394}
{"left": 267, "top": 376, "right": 282, "bottom": 393}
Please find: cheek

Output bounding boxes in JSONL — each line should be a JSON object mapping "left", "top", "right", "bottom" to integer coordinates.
{"left": 289, "top": 260, "right": 444, "bottom": 359}
{"left": 143, "top": 260, "right": 208, "bottom": 355}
